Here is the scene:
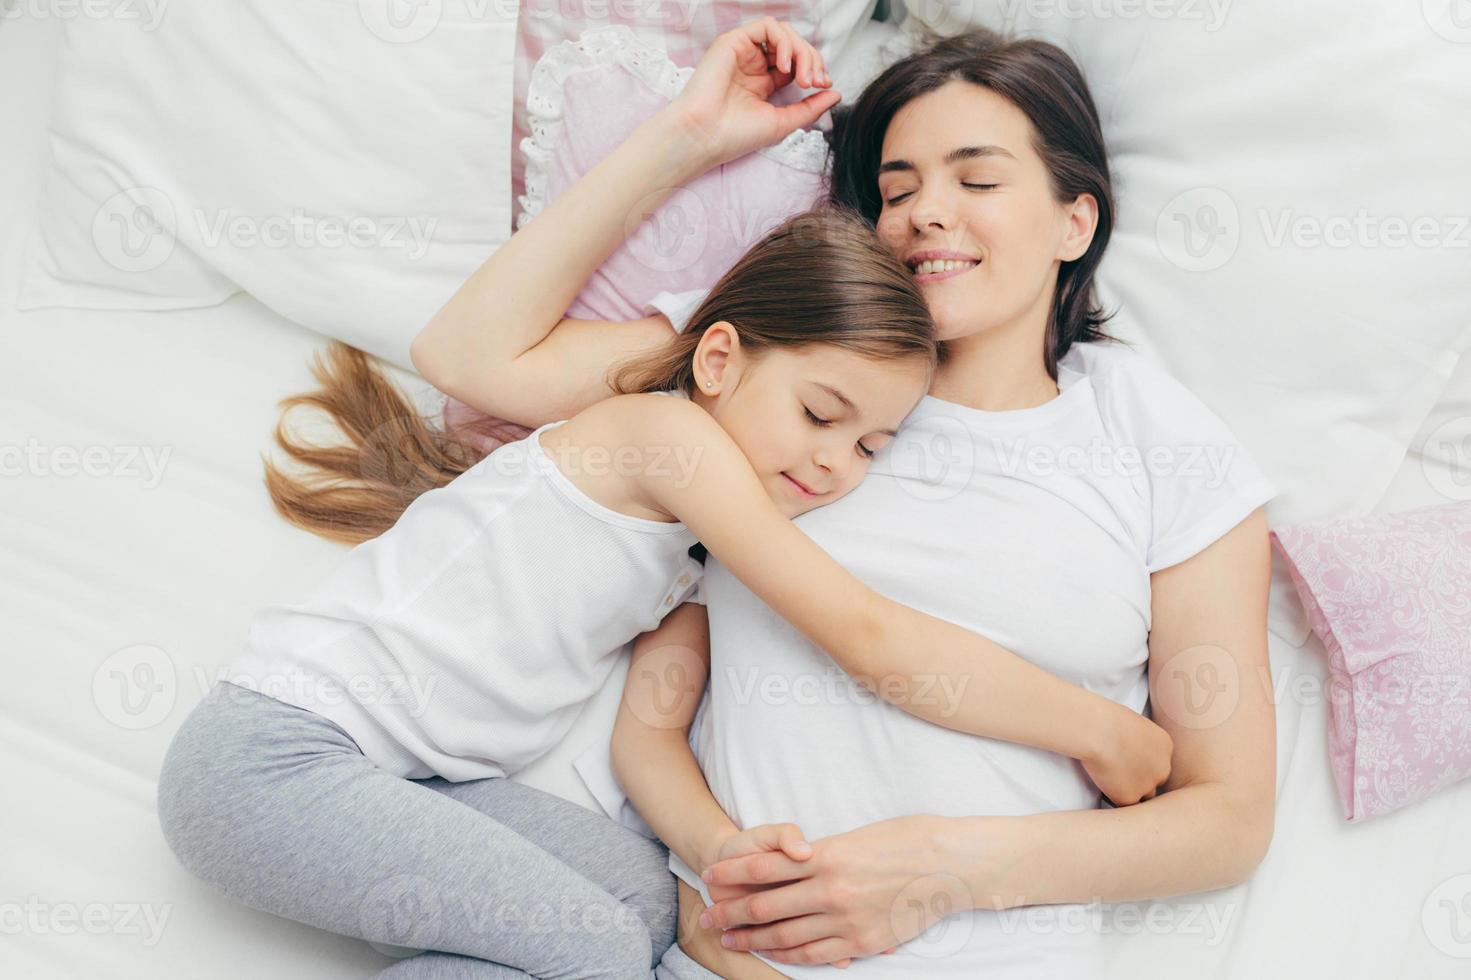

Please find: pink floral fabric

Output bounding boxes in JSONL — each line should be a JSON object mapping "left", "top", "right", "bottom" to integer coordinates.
{"left": 510, "top": 0, "right": 827, "bottom": 235}
{"left": 1272, "top": 500, "right": 1471, "bottom": 822}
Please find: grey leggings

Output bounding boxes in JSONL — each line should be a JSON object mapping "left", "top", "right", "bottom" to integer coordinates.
{"left": 157, "top": 681, "right": 723, "bottom": 979}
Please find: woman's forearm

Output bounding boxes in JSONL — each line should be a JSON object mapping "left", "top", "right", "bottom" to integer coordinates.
{"left": 938, "top": 780, "right": 1273, "bottom": 909}
{"left": 411, "top": 105, "right": 716, "bottom": 394}
{"left": 611, "top": 728, "right": 738, "bottom": 876}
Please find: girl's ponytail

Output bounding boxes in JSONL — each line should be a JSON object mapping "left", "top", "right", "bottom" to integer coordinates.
{"left": 262, "top": 343, "right": 493, "bottom": 546}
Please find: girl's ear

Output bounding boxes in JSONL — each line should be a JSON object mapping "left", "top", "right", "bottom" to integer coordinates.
{"left": 694, "top": 321, "right": 741, "bottom": 394}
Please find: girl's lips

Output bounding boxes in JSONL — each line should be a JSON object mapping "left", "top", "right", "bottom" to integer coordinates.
{"left": 913, "top": 261, "right": 980, "bottom": 284}
{"left": 782, "top": 473, "right": 816, "bottom": 497}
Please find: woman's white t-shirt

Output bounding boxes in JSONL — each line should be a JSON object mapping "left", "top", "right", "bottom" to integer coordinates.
{"left": 582, "top": 290, "right": 1278, "bottom": 980}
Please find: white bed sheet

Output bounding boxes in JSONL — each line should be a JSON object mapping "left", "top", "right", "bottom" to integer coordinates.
{"left": 4, "top": 12, "right": 1468, "bottom": 980}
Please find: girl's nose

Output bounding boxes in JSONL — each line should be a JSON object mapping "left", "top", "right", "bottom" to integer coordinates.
{"left": 814, "top": 443, "right": 850, "bottom": 486}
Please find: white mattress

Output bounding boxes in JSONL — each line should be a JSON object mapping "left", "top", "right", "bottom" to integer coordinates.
{"left": 4, "top": 13, "right": 1468, "bottom": 980}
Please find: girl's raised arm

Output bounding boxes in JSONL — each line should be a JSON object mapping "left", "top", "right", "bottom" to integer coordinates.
{"left": 410, "top": 19, "right": 840, "bottom": 427}
{"left": 629, "top": 397, "right": 1172, "bottom": 807}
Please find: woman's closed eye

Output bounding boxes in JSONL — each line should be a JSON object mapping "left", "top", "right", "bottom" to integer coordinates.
{"left": 805, "top": 407, "right": 877, "bottom": 459}
{"left": 884, "top": 182, "right": 998, "bottom": 206}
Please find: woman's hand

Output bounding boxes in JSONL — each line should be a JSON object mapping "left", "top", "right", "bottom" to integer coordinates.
{"left": 1081, "top": 705, "right": 1173, "bottom": 807}
{"left": 663, "top": 17, "right": 841, "bottom": 169}
{"left": 699, "top": 815, "right": 978, "bottom": 966}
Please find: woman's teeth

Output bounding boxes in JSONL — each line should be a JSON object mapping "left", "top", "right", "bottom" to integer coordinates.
{"left": 915, "top": 259, "right": 979, "bottom": 275}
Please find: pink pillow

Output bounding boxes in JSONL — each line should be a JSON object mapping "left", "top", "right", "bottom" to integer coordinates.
{"left": 445, "top": 25, "right": 830, "bottom": 453}
{"left": 507, "top": 0, "right": 878, "bottom": 222}
{"left": 1272, "top": 500, "right": 1471, "bottom": 822}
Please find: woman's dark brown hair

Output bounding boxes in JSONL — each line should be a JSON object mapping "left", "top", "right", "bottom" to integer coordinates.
{"left": 827, "top": 27, "right": 1116, "bottom": 378}
{"left": 265, "top": 206, "right": 937, "bottom": 546}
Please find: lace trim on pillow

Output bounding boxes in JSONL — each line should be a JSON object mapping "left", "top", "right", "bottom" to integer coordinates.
{"left": 516, "top": 25, "right": 830, "bottom": 231}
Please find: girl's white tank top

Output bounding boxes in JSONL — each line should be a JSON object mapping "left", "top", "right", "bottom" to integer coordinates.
{"left": 227, "top": 391, "right": 704, "bottom": 781}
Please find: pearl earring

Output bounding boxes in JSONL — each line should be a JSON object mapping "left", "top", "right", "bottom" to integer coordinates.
{"left": 704, "top": 381, "right": 713, "bottom": 389}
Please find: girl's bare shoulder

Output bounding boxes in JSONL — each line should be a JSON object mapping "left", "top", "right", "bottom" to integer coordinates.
{"left": 535, "top": 393, "right": 713, "bottom": 523}
{"left": 555, "top": 391, "right": 716, "bottom": 448}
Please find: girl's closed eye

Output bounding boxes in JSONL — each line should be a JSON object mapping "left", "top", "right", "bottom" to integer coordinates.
{"left": 804, "top": 407, "right": 877, "bottom": 459}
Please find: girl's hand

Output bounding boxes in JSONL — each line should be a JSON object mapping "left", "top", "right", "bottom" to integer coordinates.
{"left": 665, "top": 17, "right": 841, "bottom": 169}
{"left": 700, "top": 815, "right": 967, "bottom": 966}
{"left": 711, "top": 821, "right": 814, "bottom": 868}
{"left": 704, "top": 823, "right": 815, "bottom": 932}
{"left": 1081, "top": 705, "right": 1173, "bottom": 807}
{"left": 702, "top": 822, "right": 867, "bottom": 969}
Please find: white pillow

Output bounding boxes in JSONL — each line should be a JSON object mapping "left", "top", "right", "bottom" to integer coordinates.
{"left": 17, "top": 1, "right": 519, "bottom": 371}
{"left": 897, "top": 2, "right": 1471, "bottom": 641}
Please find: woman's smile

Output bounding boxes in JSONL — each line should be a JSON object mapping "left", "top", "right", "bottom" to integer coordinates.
{"left": 912, "top": 259, "right": 981, "bottom": 284}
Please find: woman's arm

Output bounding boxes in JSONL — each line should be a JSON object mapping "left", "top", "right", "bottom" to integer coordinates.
{"left": 410, "top": 18, "right": 839, "bottom": 426}
{"left": 625, "top": 395, "right": 1169, "bottom": 790}
{"left": 699, "top": 509, "right": 1277, "bottom": 966}
{"left": 939, "top": 506, "right": 1278, "bottom": 903}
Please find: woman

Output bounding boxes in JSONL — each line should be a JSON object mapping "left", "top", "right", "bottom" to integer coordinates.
{"left": 414, "top": 18, "right": 1277, "bottom": 979}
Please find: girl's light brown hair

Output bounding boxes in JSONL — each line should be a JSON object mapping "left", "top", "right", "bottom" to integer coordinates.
{"left": 265, "top": 205, "right": 937, "bottom": 546}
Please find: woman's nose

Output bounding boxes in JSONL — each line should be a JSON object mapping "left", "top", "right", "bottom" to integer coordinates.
{"left": 909, "top": 184, "right": 953, "bottom": 232}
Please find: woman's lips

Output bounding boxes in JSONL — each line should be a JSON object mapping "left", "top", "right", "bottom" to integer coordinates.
{"left": 782, "top": 473, "right": 817, "bottom": 497}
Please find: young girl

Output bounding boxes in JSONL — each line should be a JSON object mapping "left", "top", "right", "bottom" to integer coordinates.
{"left": 156, "top": 25, "right": 1173, "bottom": 980}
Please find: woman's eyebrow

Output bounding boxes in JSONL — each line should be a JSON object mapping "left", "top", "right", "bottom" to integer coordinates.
{"left": 879, "top": 144, "right": 1016, "bottom": 174}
